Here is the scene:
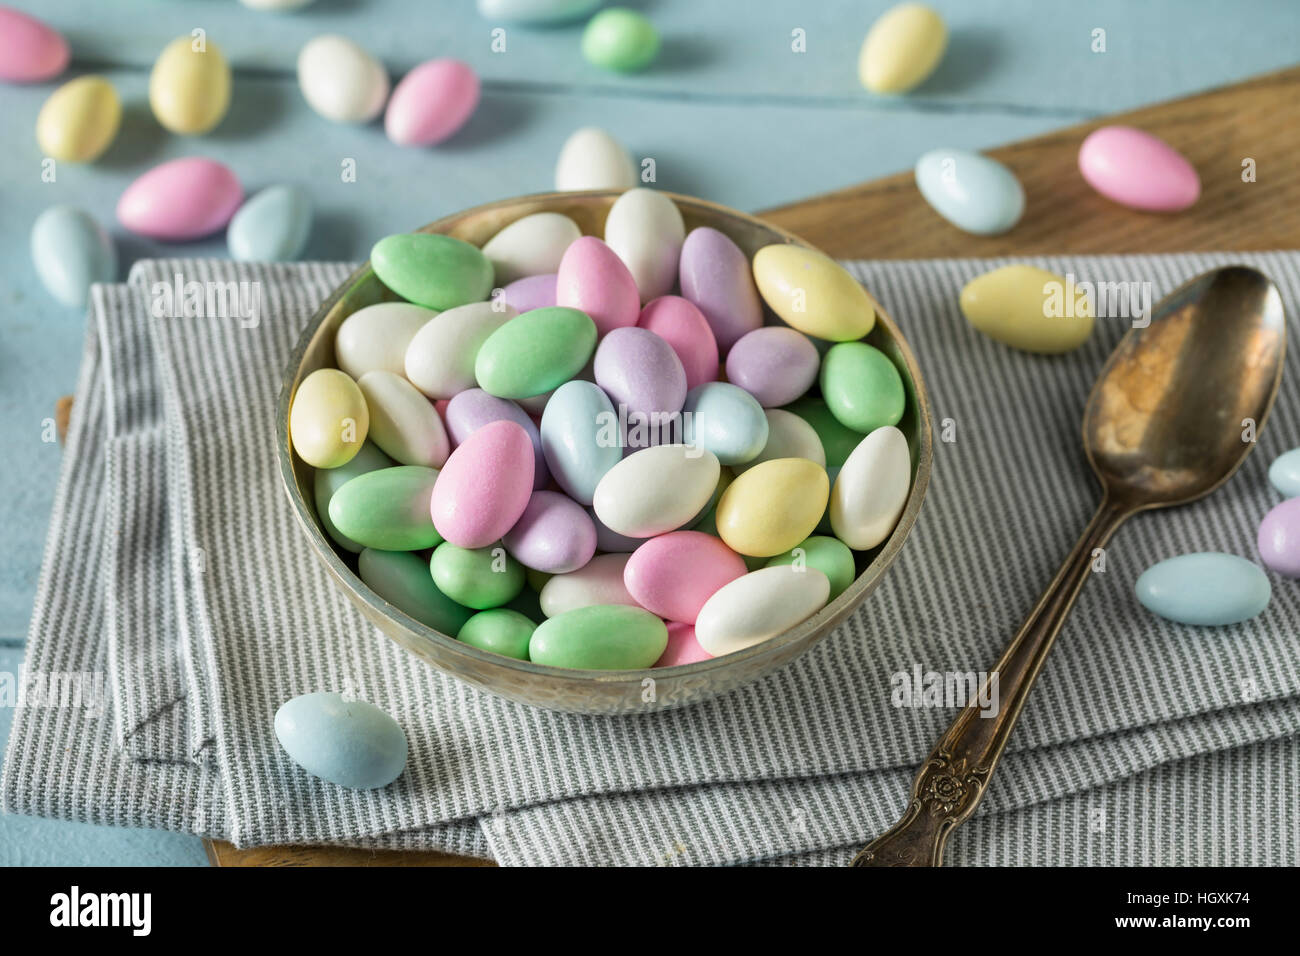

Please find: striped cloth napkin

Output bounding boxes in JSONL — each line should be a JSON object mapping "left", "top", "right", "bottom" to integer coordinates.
{"left": 3, "top": 252, "right": 1298, "bottom": 866}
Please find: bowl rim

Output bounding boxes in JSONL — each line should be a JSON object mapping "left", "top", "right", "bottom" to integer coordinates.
{"left": 275, "top": 189, "right": 933, "bottom": 689}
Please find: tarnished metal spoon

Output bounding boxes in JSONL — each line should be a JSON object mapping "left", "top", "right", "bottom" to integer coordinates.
{"left": 853, "top": 265, "right": 1286, "bottom": 867}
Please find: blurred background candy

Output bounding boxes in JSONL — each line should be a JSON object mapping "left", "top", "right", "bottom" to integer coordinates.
{"left": 0, "top": 5, "right": 68, "bottom": 83}
{"left": 297, "top": 34, "right": 389, "bottom": 123}
{"left": 385, "top": 58, "right": 480, "bottom": 146}
{"left": 30, "top": 205, "right": 116, "bottom": 307}
{"left": 149, "top": 35, "right": 232, "bottom": 135}
{"left": 35, "top": 75, "right": 120, "bottom": 162}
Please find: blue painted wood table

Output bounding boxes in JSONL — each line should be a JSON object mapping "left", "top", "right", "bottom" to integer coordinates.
{"left": 2, "top": 0, "right": 1298, "bottom": 866}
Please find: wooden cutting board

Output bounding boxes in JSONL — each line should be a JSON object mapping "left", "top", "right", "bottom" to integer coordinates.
{"left": 192, "top": 65, "right": 1298, "bottom": 866}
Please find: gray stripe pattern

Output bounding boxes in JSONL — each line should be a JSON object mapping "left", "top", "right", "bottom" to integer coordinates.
{"left": 2, "top": 253, "right": 1297, "bottom": 865}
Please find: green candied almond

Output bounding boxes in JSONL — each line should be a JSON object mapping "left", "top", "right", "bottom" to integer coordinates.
{"left": 474, "top": 306, "right": 598, "bottom": 399}
{"left": 370, "top": 233, "right": 494, "bottom": 311}
{"left": 430, "top": 541, "right": 525, "bottom": 610}
{"left": 529, "top": 604, "right": 668, "bottom": 670}
{"left": 818, "top": 342, "right": 905, "bottom": 434}
{"left": 313, "top": 441, "right": 393, "bottom": 553}
{"left": 328, "top": 465, "right": 442, "bottom": 551}
{"left": 765, "top": 535, "right": 857, "bottom": 600}
{"left": 358, "top": 548, "right": 474, "bottom": 636}
{"left": 457, "top": 608, "right": 537, "bottom": 661}
{"left": 581, "top": 8, "right": 661, "bottom": 73}
{"left": 782, "top": 396, "right": 863, "bottom": 469}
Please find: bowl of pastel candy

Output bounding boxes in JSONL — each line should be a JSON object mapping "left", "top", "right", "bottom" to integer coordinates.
{"left": 279, "top": 190, "right": 931, "bottom": 714}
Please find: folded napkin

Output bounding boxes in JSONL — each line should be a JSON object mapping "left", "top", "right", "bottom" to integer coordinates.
{"left": 5, "top": 252, "right": 1299, "bottom": 866}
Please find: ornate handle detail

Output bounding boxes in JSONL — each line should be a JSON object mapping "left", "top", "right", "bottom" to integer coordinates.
{"left": 853, "top": 498, "right": 1129, "bottom": 867}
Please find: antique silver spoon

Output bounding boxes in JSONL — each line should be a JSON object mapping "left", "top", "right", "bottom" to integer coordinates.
{"left": 854, "top": 265, "right": 1286, "bottom": 866}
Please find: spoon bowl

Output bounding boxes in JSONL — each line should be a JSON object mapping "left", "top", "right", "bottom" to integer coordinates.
{"left": 1085, "top": 266, "right": 1286, "bottom": 508}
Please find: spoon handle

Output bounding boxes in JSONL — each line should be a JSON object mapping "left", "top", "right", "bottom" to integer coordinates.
{"left": 852, "top": 498, "right": 1129, "bottom": 867}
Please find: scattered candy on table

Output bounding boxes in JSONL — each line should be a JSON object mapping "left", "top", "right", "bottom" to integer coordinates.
{"left": 1135, "top": 553, "right": 1271, "bottom": 626}
{"left": 914, "top": 148, "right": 1026, "bottom": 235}
{"left": 1078, "top": 125, "right": 1201, "bottom": 212}
{"left": 0, "top": 5, "right": 69, "bottom": 83}
{"left": 1258, "top": 497, "right": 1300, "bottom": 577}
{"left": 36, "top": 75, "right": 120, "bottom": 162}
{"left": 477, "top": 0, "right": 602, "bottom": 24}
{"left": 116, "top": 157, "right": 244, "bottom": 240}
{"left": 554, "top": 126, "right": 638, "bottom": 190}
{"left": 241, "top": 0, "right": 318, "bottom": 10}
{"left": 149, "top": 34, "right": 232, "bottom": 136}
{"left": 30, "top": 205, "right": 116, "bottom": 308}
{"left": 1269, "top": 448, "right": 1300, "bottom": 498}
{"left": 296, "top": 34, "right": 390, "bottom": 124}
{"left": 959, "top": 264, "right": 1095, "bottom": 353}
{"left": 581, "top": 7, "right": 661, "bottom": 73}
{"left": 858, "top": 3, "right": 947, "bottom": 94}
{"left": 227, "top": 184, "right": 312, "bottom": 262}
{"left": 275, "top": 691, "right": 408, "bottom": 789}
{"left": 385, "top": 58, "right": 480, "bottom": 146}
